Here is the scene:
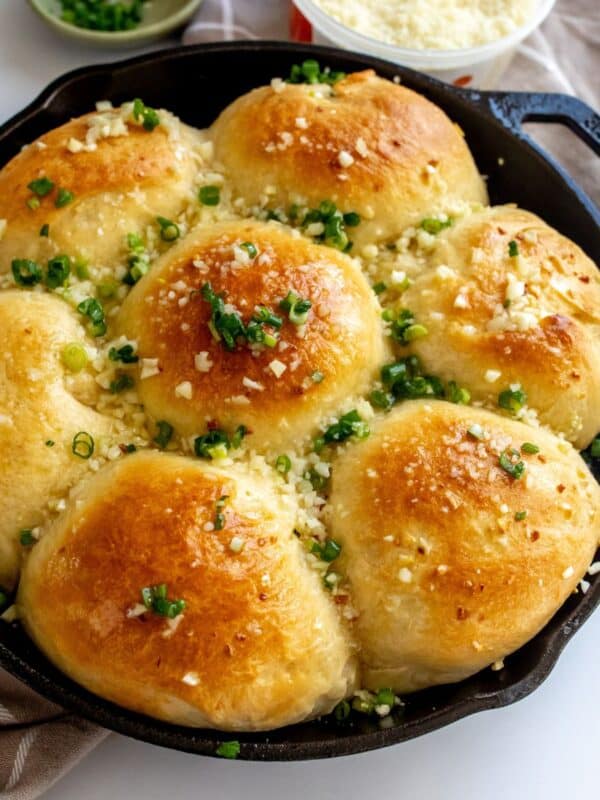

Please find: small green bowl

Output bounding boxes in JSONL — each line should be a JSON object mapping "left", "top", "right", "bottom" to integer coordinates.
{"left": 28, "top": 0, "right": 205, "bottom": 48}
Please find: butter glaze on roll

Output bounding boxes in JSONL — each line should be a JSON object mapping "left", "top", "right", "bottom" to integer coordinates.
{"left": 19, "top": 451, "right": 357, "bottom": 730}
{"left": 0, "top": 291, "right": 114, "bottom": 589}
{"left": 329, "top": 400, "right": 600, "bottom": 693}
{"left": 0, "top": 103, "right": 202, "bottom": 275}
{"left": 117, "top": 219, "right": 389, "bottom": 450}
{"left": 211, "top": 70, "right": 487, "bottom": 248}
{"left": 402, "top": 207, "right": 600, "bottom": 448}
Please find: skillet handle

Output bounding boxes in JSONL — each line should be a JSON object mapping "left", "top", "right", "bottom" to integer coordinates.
{"left": 478, "top": 91, "right": 600, "bottom": 155}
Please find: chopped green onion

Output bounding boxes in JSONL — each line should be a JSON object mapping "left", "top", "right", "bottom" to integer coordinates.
{"left": 287, "top": 59, "right": 345, "bottom": 86}
{"left": 153, "top": 420, "right": 173, "bottom": 450}
{"left": 124, "top": 232, "right": 150, "bottom": 285}
{"left": 215, "top": 741, "right": 241, "bottom": 759}
{"left": 39, "top": 223, "right": 50, "bottom": 237}
{"left": 447, "top": 381, "right": 471, "bottom": 405}
{"left": 60, "top": 0, "right": 148, "bottom": 32}
{"left": 214, "top": 495, "right": 229, "bottom": 531}
{"left": 280, "top": 290, "right": 312, "bottom": 325}
{"left": 109, "top": 344, "right": 139, "bottom": 364}
{"left": 334, "top": 700, "right": 351, "bottom": 722}
{"left": 420, "top": 217, "right": 453, "bottom": 235}
{"left": 26, "top": 197, "right": 40, "bottom": 210}
{"left": 12, "top": 258, "right": 42, "bottom": 286}
{"left": 77, "top": 297, "right": 106, "bottom": 337}
{"left": 28, "top": 176, "right": 54, "bottom": 197}
{"left": 372, "top": 282, "right": 387, "bottom": 295}
{"left": 293, "top": 199, "right": 358, "bottom": 252}
{"left": 201, "top": 282, "right": 245, "bottom": 350}
{"left": 253, "top": 305, "right": 283, "bottom": 330}
{"left": 46, "top": 254, "right": 71, "bottom": 288}
{"left": 515, "top": 511, "right": 527, "bottom": 521}
{"left": 140, "top": 583, "right": 185, "bottom": 618}
{"left": 132, "top": 98, "right": 160, "bottom": 131}
{"left": 311, "top": 539, "right": 342, "bottom": 562}
{"left": 521, "top": 442, "right": 540, "bottom": 455}
{"left": 508, "top": 240, "right": 519, "bottom": 258}
{"left": 19, "top": 530, "right": 35, "bottom": 547}
{"left": 311, "top": 370, "right": 324, "bottom": 384}
{"left": 72, "top": 431, "right": 94, "bottom": 459}
{"left": 198, "top": 185, "right": 220, "bottom": 206}
{"left": 591, "top": 438, "right": 600, "bottom": 459}
{"left": 97, "top": 279, "right": 120, "bottom": 299}
{"left": 498, "top": 387, "right": 527, "bottom": 413}
{"left": 275, "top": 454, "right": 292, "bottom": 475}
{"left": 75, "top": 258, "right": 90, "bottom": 280}
{"left": 194, "top": 427, "right": 245, "bottom": 460}
{"left": 343, "top": 211, "right": 361, "bottom": 227}
{"left": 305, "top": 467, "right": 328, "bottom": 491}
{"left": 319, "top": 410, "right": 369, "bottom": 447}
{"left": 231, "top": 425, "right": 247, "bottom": 449}
{"left": 375, "top": 688, "right": 395, "bottom": 707}
{"left": 45, "top": 440, "right": 55, "bottom": 447}
{"left": 370, "top": 389, "right": 394, "bottom": 410}
{"left": 499, "top": 449, "right": 526, "bottom": 479}
{"left": 240, "top": 241, "right": 258, "bottom": 258}
{"left": 110, "top": 373, "right": 134, "bottom": 394}
{"left": 386, "top": 308, "right": 428, "bottom": 345}
{"left": 156, "top": 216, "right": 180, "bottom": 242}
{"left": 55, "top": 187, "right": 74, "bottom": 208}
{"left": 61, "top": 342, "right": 88, "bottom": 373}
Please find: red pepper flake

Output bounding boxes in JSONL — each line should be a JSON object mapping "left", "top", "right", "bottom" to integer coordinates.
{"left": 531, "top": 530, "right": 540, "bottom": 542}
{"left": 556, "top": 484, "right": 566, "bottom": 493}
{"left": 453, "top": 75, "right": 473, "bottom": 87}
{"left": 578, "top": 275, "right": 590, "bottom": 283}
{"left": 456, "top": 607, "right": 469, "bottom": 621}
{"left": 259, "top": 592, "right": 268, "bottom": 601}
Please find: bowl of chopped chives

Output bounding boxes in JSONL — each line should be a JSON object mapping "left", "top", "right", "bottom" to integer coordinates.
{"left": 28, "top": 0, "right": 205, "bottom": 48}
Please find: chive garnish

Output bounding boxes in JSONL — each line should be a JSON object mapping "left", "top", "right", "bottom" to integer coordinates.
{"left": 140, "top": 583, "right": 185, "bottom": 618}
{"left": 55, "top": 188, "right": 74, "bottom": 208}
{"left": 12, "top": 259, "right": 42, "bottom": 286}
{"left": 46, "top": 254, "right": 71, "bottom": 289}
{"left": 153, "top": 420, "right": 173, "bottom": 450}
{"left": 156, "top": 216, "right": 180, "bottom": 242}
{"left": 109, "top": 344, "right": 139, "bottom": 364}
{"left": 132, "top": 98, "right": 160, "bottom": 131}
{"left": 72, "top": 431, "right": 94, "bottom": 459}
{"left": 215, "top": 741, "right": 241, "bottom": 759}
{"left": 499, "top": 449, "right": 526, "bottom": 479}
{"left": 198, "top": 185, "right": 220, "bottom": 206}
{"left": 28, "top": 176, "right": 54, "bottom": 197}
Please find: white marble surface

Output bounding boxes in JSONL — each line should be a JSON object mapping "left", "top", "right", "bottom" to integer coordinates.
{"left": 1, "top": 3, "right": 599, "bottom": 799}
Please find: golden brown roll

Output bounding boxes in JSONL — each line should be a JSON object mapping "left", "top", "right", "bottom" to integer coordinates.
{"left": 401, "top": 206, "right": 600, "bottom": 448}
{"left": 328, "top": 400, "right": 600, "bottom": 693}
{"left": 210, "top": 70, "right": 488, "bottom": 249}
{"left": 18, "top": 451, "right": 357, "bottom": 730}
{"left": 0, "top": 102, "right": 203, "bottom": 277}
{"left": 0, "top": 291, "right": 114, "bottom": 590}
{"left": 117, "top": 219, "right": 389, "bottom": 451}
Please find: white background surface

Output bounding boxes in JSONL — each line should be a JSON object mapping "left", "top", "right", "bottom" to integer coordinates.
{"left": 1, "top": 3, "right": 599, "bottom": 798}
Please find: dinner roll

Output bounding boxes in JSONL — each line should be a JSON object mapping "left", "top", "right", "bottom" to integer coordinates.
{"left": 401, "top": 207, "right": 600, "bottom": 448}
{"left": 0, "top": 102, "right": 202, "bottom": 277}
{"left": 117, "top": 219, "right": 389, "bottom": 451}
{"left": 211, "top": 70, "right": 487, "bottom": 249}
{"left": 329, "top": 400, "right": 600, "bottom": 693}
{"left": 0, "top": 291, "right": 114, "bottom": 590}
{"left": 19, "top": 451, "right": 357, "bottom": 730}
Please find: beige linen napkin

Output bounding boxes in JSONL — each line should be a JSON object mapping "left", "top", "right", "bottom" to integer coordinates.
{"left": 2, "top": 1, "right": 598, "bottom": 798}
{"left": 0, "top": 672, "right": 108, "bottom": 798}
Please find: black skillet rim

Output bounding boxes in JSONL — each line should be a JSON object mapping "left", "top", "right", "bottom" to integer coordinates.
{"left": 0, "top": 41, "right": 598, "bottom": 761}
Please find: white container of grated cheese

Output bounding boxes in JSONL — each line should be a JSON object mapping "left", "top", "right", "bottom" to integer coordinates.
{"left": 290, "top": 0, "right": 557, "bottom": 89}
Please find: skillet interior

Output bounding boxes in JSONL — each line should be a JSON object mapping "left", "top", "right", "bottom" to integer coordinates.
{"left": 0, "top": 41, "right": 598, "bottom": 760}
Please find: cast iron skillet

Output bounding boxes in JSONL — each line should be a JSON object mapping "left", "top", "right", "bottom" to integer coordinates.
{"left": 0, "top": 42, "right": 599, "bottom": 761}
